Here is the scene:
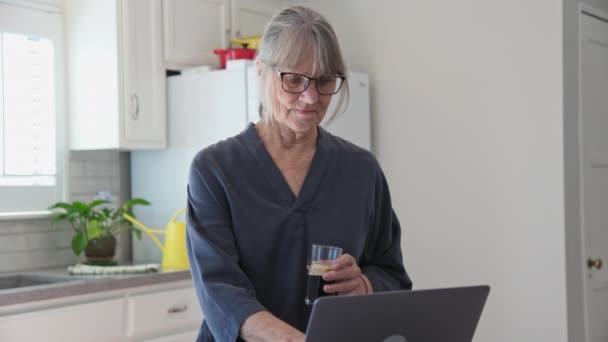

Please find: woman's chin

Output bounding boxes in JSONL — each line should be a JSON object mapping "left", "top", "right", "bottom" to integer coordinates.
{"left": 288, "top": 119, "right": 318, "bottom": 134}
{"left": 292, "top": 112, "right": 322, "bottom": 127}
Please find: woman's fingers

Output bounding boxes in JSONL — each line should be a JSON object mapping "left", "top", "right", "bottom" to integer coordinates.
{"left": 330, "top": 254, "right": 355, "bottom": 270}
{"left": 323, "top": 265, "right": 360, "bottom": 282}
{"left": 321, "top": 253, "right": 365, "bottom": 294}
{"left": 323, "top": 254, "right": 359, "bottom": 282}
{"left": 324, "top": 276, "right": 360, "bottom": 294}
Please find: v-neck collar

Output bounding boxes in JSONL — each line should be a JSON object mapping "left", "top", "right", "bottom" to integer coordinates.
{"left": 243, "top": 123, "right": 331, "bottom": 210}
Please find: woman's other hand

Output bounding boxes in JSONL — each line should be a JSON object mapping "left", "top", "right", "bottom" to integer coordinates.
{"left": 322, "top": 254, "right": 371, "bottom": 295}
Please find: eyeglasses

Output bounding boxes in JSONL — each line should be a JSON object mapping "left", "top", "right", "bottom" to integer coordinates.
{"left": 271, "top": 66, "right": 345, "bottom": 95}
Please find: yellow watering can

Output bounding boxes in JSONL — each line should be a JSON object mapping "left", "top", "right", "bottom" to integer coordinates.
{"left": 123, "top": 208, "right": 190, "bottom": 271}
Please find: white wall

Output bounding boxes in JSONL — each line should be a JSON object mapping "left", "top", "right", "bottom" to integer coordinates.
{"left": 30, "top": 0, "right": 62, "bottom": 8}
{"left": 1, "top": 0, "right": 65, "bottom": 10}
{"left": 297, "top": 1, "right": 567, "bottom": 341}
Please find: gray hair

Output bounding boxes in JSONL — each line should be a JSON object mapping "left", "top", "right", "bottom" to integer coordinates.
{"left": 255, "top": 6, "right": 349, "bottom": 126}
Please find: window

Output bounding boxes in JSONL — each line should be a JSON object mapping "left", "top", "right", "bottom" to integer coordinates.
{"left": 0, "top": 2, "right": 66, "bottom": 213}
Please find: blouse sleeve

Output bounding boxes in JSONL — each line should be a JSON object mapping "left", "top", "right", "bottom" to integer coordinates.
{"left": 186, "top": 153, "right": 266, "bottom": 341}
{"left": 360, "top": 166, "right": 413, "bottom": 292}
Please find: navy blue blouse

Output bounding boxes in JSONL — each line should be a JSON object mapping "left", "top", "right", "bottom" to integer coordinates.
{"left": 186, "top": 123, "right": 412, "bottom": 341}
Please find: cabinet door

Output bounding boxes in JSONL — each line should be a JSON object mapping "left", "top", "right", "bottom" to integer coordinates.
{"left": 0, "top": 298, "right": 124, "bottom": 342}
{"left": 65, "top": 0, "right": 122, "bottom": 150}
{"left": 126, "top": 286, "right": 203, "bottom": 339}
{"left": 163, "top": 0, "right": 230, "bottom": 68}
{"left": 230, "top": 0, "right": 286, "bottom": 39}
{"left": 121, "top": 0, "right": 167, "bottom": 149}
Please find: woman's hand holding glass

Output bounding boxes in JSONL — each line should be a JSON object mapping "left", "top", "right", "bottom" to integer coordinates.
{"left": 322, "top": 254, "right": 368, "bottom": 295}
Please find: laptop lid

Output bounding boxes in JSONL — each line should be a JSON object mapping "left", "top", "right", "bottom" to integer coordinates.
{"left": 305, "top": 285, "right": 490, "bottom": 342}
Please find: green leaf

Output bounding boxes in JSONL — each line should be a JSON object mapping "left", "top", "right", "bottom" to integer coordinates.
{"left": 48, "top": 202, "right": 72, "bottom": 211}
{"left": 65, "top": 211, "right": 79, "bottom": 222}
{"left": 99, "top": 208, "right": 113, "bottom": 221}
{"left": 71, "top": 233, "right": 88, "bottom": 256}
{"left": 71, "top": 201, "right": 89, "bottom": 212}
{"left": 86, "top": 220, "right": 102, "bottom": 240}
{"left": 128, "top": 198, "right": 151, "bottom": 206}
{"left": 89, "top": 199, "right": 110, "bottom": 209}
{"left": 123, "top": 198, "right": 150, "bottom": 211}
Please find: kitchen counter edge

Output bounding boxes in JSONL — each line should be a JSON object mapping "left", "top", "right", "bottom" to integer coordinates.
{"left": 0, "top": 268, "right": 193, "bottom": 308}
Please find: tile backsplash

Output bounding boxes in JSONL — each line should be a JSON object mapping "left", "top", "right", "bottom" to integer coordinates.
{"left": 69, "top": 150, "right": 122, "bottom": 203}
{"left": 0, "top": 150, "right": 131, "bottom": 273}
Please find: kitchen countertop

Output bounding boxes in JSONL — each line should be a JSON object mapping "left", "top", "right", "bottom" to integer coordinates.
{"left": 0, "top": 266, "right": 192, "bottom": 308}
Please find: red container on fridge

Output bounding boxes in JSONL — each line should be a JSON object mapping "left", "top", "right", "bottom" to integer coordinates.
{"left": 213, "top": 48, "right": 257, "bottom": 69}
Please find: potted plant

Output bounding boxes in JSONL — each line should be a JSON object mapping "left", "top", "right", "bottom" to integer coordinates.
{"left": 49, "top": 198, "right": 150, "bottom": 262}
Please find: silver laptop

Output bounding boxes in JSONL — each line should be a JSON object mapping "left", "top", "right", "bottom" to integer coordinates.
{"left": 305, "top": 285, "right": 490, "bottom": 342}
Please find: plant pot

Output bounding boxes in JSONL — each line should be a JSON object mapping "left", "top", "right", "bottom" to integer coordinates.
{"left": 84, "top": 235, "right": 117, "bottom": 262}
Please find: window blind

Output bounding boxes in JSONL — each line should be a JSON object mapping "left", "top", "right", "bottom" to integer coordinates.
{"left": 1, "top": 32, "right": 56, "bottom": 185}
{"left": 0, "top": 2, "right": 65, "bottom": 213}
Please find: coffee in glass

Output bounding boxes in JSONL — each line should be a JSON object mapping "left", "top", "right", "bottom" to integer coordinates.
{"left": 305, "top": 244, "right": 342, "bottom": 305}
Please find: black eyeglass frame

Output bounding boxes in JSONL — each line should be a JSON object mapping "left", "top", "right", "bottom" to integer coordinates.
{"left": 271, "top": 66, "right": 346, "bottom": 95}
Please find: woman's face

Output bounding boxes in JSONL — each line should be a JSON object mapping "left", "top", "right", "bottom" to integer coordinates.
{"left": 269, "top": 52, "right": 333, "bottom": 135}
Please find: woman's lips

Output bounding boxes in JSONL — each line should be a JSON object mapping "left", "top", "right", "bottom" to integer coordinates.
{"left": 295, "top": 108, "right": 316, "bottom": 115}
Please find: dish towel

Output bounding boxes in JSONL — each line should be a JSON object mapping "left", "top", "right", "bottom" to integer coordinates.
{"left": 68, "top": 263, "right": 160, "bottom": 275}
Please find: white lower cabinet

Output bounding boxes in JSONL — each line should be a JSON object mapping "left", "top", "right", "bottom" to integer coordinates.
{"left": 0, "top": 298, "right": 124, "bottom": 341}
{"left": 126, "top": 287, "right": 203, "bottom": 339}
{"left": 0, "top": 283, "right": 203, "bottom": 342}
{"left": 138, "top": 330, "right": 199, "bottom": 342}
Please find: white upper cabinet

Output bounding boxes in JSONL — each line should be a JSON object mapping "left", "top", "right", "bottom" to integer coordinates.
{"left": 66, "top": 0, "right": 167, "bottom": 150}
{"left": 122, "top": 0, "right": 166, "bottom": 147}
{"left": 162, "top": 0, "right": 288, "bottom": 69}
{"left": 230, "top": 0, "right": 285, "bottom": 39}
{"left": 163, "top": 0, "right": 230, "bottom": 69}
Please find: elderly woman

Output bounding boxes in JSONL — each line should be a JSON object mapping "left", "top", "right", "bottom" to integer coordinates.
{"left": 186, "top": 6, "right": 412, "bottom": 342}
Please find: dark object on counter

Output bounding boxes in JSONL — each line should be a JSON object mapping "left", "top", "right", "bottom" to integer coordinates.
{"left": 84, "top": 235, "right": 116, "bottom": 262}
{"left": 213, "top": 48, "right": 257, "bottom": 69}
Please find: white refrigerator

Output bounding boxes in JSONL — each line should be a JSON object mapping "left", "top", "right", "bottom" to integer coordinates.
{"left": 130, "top": 60, "right": 371, "bottom": 264}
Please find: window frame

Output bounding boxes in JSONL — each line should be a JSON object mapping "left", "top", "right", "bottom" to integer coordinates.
{"left": 0, "top": 1, "right": 67, "bottom": 219}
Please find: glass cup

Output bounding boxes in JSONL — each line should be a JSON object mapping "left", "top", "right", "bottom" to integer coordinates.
{"left": 305, "top": 244, "right": 343, "bottom": 305}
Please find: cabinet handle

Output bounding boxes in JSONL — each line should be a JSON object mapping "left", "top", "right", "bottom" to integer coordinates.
{"left": 131, "top": 93, "right": 140, "bottom": 120}
{"left": 588, "top": 258, "right": 602, "bottom": 270}
{"left": 167, "top": 305, "right": 188, "bottom": 314}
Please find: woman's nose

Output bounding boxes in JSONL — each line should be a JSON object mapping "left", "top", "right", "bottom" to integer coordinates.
{"left": 299, "top": 81, "right": 320, "bottom": 103}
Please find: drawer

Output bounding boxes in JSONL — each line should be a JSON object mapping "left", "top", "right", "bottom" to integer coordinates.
{"left": 126, "top": 286, "right": 203, "bottom": 338}
{"left": 0, "top": 298, "right": 124, "bottom": 342}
